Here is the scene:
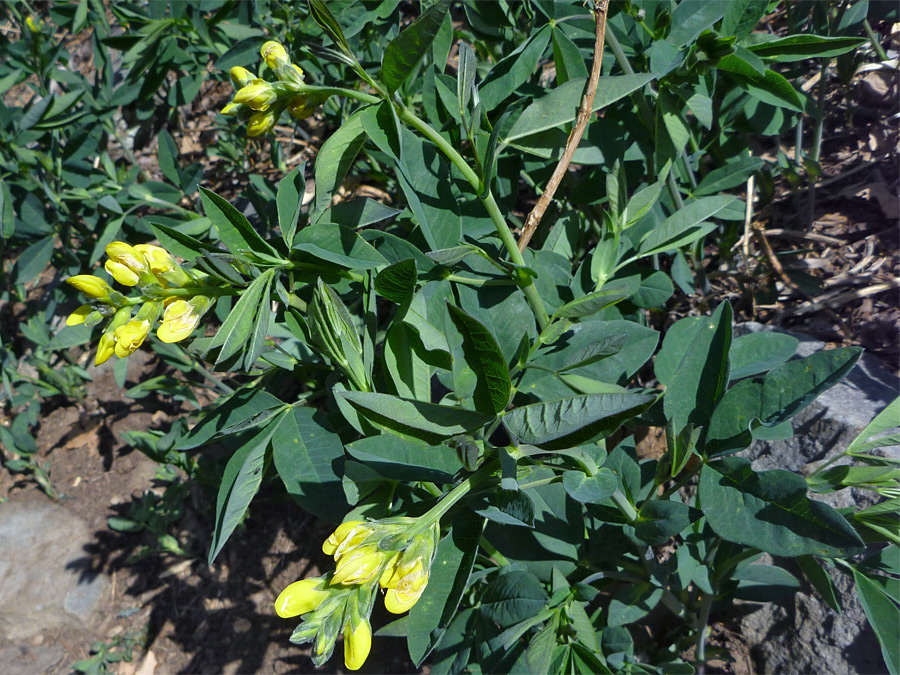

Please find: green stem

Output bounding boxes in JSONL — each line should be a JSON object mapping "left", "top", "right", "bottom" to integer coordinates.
{"left": 695, "top": 592, "right": 714, "bottom": 671}
{"left": 610, "top": 489, "right": 638, "bottom": 523}
{"left": 864, "top": 19, "right": 888, "bottom": 62}
{"left": 660, "top": 459, "right": 703, "bottom": 500}
{"left": 480, "top": 536, "right": 510, "bottom": 566}
{"left": 409, "top": 460, "right": 500, "bottom": 536}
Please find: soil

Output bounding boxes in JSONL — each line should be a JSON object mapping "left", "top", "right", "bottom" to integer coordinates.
{"left": 0, "top": 10, "right": 897, "bottom": 675}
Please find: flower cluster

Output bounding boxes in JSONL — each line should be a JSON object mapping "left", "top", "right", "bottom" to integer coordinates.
{"left": 66, "top": 242, "right": 212, "bottom": 365}
{"left": 275, "top": 517, "right": 440, "bottom": 670}
{"left": 221, "top": 41, "right": 328, "bottom": 137}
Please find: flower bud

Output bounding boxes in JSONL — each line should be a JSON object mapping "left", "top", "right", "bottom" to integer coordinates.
{"left": 95, "top": 307, "right": 132, "bottom": 365}
{"left": 261, "top": 41, "right": 290, "bottom": 70}
{"left": 229, "top": 66, "right": 254, "bottom": 88}
{"left": 343, "top": 618, "right": 372, "bottom": 671}
{"left": 323, "top": 520, "right": 372, "bottom": 557}
{"left": 134, "top": 244, "right": 191, "bottom": 287}
{"left": 275, "top": 578, "right": 331, "bottom": 618}
{"left": 383, "top": 557, "right": 429, "bottom": 614}
{"left": 67, "top": 275, "right": 112, "bottom": 300}
{"left": 105, "top": 260, "right": 141, "bottom": 286}
{"left": 106, "top": 241, "right": 148, "bottom": 273}
{"left": 220, "top": 102, "right": 242, "bottom": 116}
{"left": 234, "top": 83, "right": 277, "bottom": 111}
{"left": 332, "top": 545, "right": 386, "bottom": 586}
{"left": 247, "top": 110, "right": 277, "bottom": 137}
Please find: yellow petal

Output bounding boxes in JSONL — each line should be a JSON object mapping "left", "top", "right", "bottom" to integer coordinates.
{"left": 95, "top": 333, "right": 116, "bottom": 366}
{"left": 114, "top": 319, "right": 150, "bottom": 358}
{"left": 261, "top": 41, "right": 289, "bottom": 70}
{"left": 274, "top": 578, "right": 330, "bottom": 618}
{"left": 332, "top": 546, "right": 384, "bottom": 586}
{"left": 106, "top": 241, "right": 147, "bottom": 273}
{"left": 343, "top": 619, "right": 372, "bottom": 671}
{"left": 105, "top": 260, "right": 140, "bottom": 286}
{"left": 66, "top": 304, "right": 93, "bottom": 326}
{"left": 67, "top": 275, "right": 111, "bottom": 299}
{"left": 322, "top": 520, "right": 366, "bottom": 556}
{"left": 133, "top": 244, "right": 174, "bottom": 274}
{"left": 229, "top": 66, "right": 254, "bottom": 88}
{"left": 247, "top": 110, "right": 276, "bottom": 136}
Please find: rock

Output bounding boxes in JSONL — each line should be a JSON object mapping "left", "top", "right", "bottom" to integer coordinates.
{"left": 732, "top": 323, "right": 898, "bottom": 674}
{"left": 0, "top": 645, "right": 65, "bottom": 674}
{"left": 0, "top": 497, "right": 110, "bottom": 641}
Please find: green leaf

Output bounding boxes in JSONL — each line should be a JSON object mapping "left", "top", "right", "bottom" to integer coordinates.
{"left": 479, "top": 25, "right": 551, "bottom": 111}
{"left": 277, "top": 163, "right": 306, "bottom": 248}
{"left": 177, "top": 388, "right": 284, "bottom": 449}
{"left": 312, "top": 109, "right": 366, "bottom": 220}
{"left": 292, "top": 222, "right": 388, "bottom": 269}
{"left": 707, "top": 347, "right": 862, "bottom": 455}
{"left": 360, "top": 101, "right": 402, "bottom": 160}
{"left": 384, "top": 323, "right": 431, "bottom": 401}
{"left": 320, "top": 198, "right": 402, "bottom": 230}
{"left": 797, "top": 555, "right": 841, "bottom": 613}
{"left": 551, "top": 26, "right": 588, "bottom": 86}
{"left": 307, "top": 0, "right": 354, "bottom": 60}
{"left": 716, "top": 55, "right": 804, "bottom": 111}
{"left": 748, "top": 34, "right": 867, "bottom": 61}
{"left": 638, "top": 196, "right": 735, "bottom": 257}
{"left": 504, "top": 74, "right": 655, "bottom": 144}
{"left": 693, "top": 156, "right": 764, "bottom": 197}
{"left": 471, "top": 489, "right": 536, "bottom": 528}
{"left": 666, "top": 0, "right": 729, "bottom": 47}
{"left": 48, "top": 324, "right": 93, "bottom": 350}
{"left": 447, "top": 304, "right": 511, "bottom": 415}
{"left": 729, "top": 331, "right": 798, "bottom": 380}
{"left": 157, "top": 129, "right": 180, "bottom": 186}
{"left": 480, "top": 570, "right": 548, "bottom": 628}
{"left": 635, "top": 500, "right": 700, "bottom": 546}
{"left": 848, "top": 396, "right": 900, "bottom": 454}
{"left": 733, "top": 563, "right": 801, "bottom": 602}
{"left": 554, "top": 287, "right": 631, "bottom": 319}
{"left": 663, "top": 301, "right": 732, "bottom": 434}
{"left": 199, "top": 187, "right": 276, "bottom": 257}
{"left": 562, "top": 467, "right": 617, "bottom": 504}
{"left": 608, "top": 583, "right": 663, "bottom": 626}
{"left": 699, "top": 457, "right": 865, "bottom": 557}
{"left": 375, "top": 259, "right": 417, "bottom": 305}
{"left": 502, "top": 393, "right": 655, "bottom": 449}
{"left": 271, "top": 406, "right": 348, "bottom": 523}
{"left": 207, "top": 270, "right": 273, "bottom": 364}
{"left": 457, "top": 42, "right": 477, "bottom": 115}
{"left": 15, "top": 236, "right": 55, "bottom": 285}
{"left": 408, "top": 509, "right": 485, "bottom": 665}
{"left": 557, "top": 334, "right": 627, "bottom": 372}
{"left": 345, "top": 435, "right": 460, "bottom": 483}
{"left": 209, "top": 415, "right": 283, "bottom": 564}
{"left": 337, "top": 391, "right": 492, "bottom": 444}
{"left": 853, "top": 569, "right": 900, "bottom": 675}
{"left": 721, "top": 0, "right": 769, "bottom": 37}
{"left": 150, "top": 221, "right": 218, "bottom": 261}
{"left": 381, "top": 0, "right": 451, "bottom": 94}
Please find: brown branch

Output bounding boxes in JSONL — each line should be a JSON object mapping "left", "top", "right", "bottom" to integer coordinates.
{"left": 517, "top": 0, "right": 609, "bottom": 253}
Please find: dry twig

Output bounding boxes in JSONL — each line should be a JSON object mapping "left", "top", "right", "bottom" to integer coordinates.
{"left": 517, "top": 0, "right": 610, "bottom": 252}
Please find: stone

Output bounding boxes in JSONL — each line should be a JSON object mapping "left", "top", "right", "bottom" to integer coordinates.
{"left": 732, "top": 323, "right": 899, "bottom": 674}
{"left": 0, "top": 645, "right": 65, "bottom": 674}
{"left": 0, "top": 497, "right": 110, "bottom": 641}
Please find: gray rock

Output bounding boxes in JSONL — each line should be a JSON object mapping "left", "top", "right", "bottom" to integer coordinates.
{"left": 733, "top": 323, "right": 898, "bottom": 675}
{"left": 0, "top": 498, "right": 110, "bottom": 641}
{"left": 0, "top": 645, "right": 65, "bottom": 675}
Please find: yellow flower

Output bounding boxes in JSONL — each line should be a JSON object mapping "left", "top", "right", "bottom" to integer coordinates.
{"left": 274, "top": 578, "right": 330, "bottom": 618}
{"left": 67, "top": 275, "right": 112, "bottom": 300}
{"left": 383, "top": 557, "right": 428, "bottom": 614}
{"left": 229, "top": 66, "right": 254, "bottom": 88}
{"left": 133, "top": 244, "right": 173, "bottom": 274}
{"left": 66, "top": 304, "right": 93, "bottom": 326}
{"left": 261, "top": 41, "right": 289, "bottom": 70}
{"left": 26, "top": 16, "right": 42, "bottom": 33}
{"left": 332, "top": 545, "right": 386, "bottom": 586}
{"left": 106, "top": 241, "right": 148, "bottom": 274}
{"left": 114, "top": 319, "right": 151, "bottom": 358}
{"left": 247, "top": 110, "right": 277, "bottom": 137}
{"left": 221, "top": 102, "right": 242, "bottom": 116}
{"left": 157, "top": 299, "right": 200, "bottom": 343}
{"left": 234, "top": 83, "right": 277, "bottom": 111}
{"left": 105, "top": 260, "right": 140, "bottom": 286}
{"left": 95, "top": 332, "right": 116, "bottom": 366}
{"left": 343, "top": 618, "right": 372, "bottom": 671}
{"left": 322, "top": 520, "right": 370, "bottom": 556}
{"left": 288, "top": 96, "right": 314, "bottom": 120}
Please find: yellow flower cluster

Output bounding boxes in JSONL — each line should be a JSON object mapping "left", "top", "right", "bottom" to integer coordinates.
{"left": 275, "top": 518, "right": 440, "bottom": 670}
{"left": 221, "top": 41, "right": 327, "bottom": 137}
{"left": 65, "top": 242, "right": 212, "bottom": 365}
